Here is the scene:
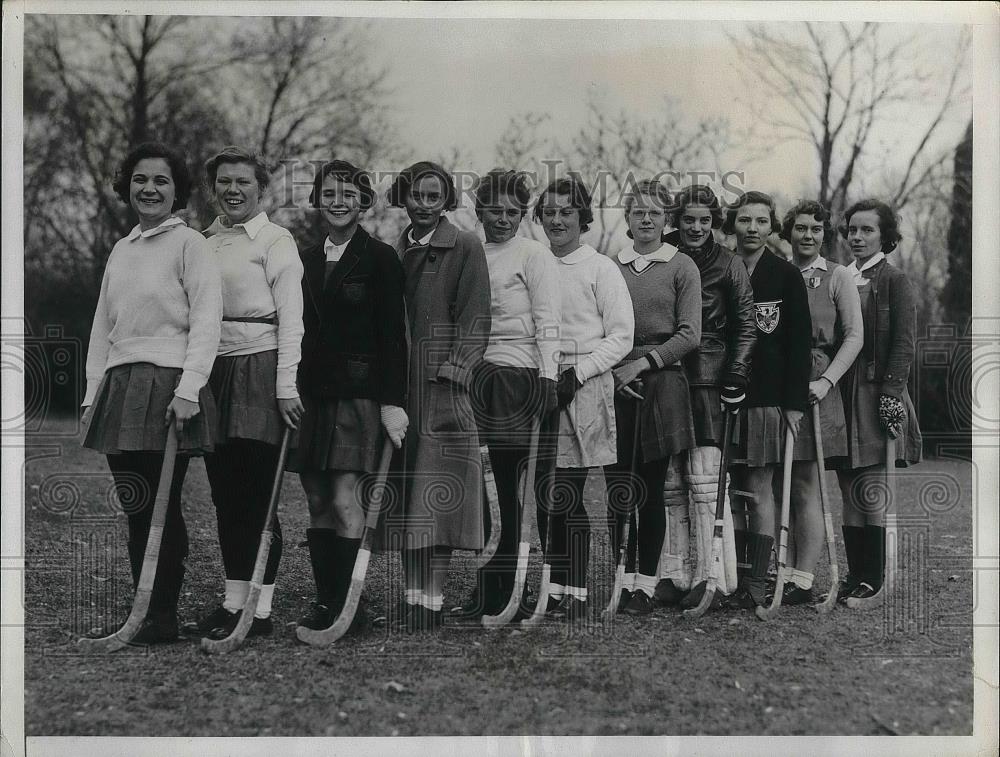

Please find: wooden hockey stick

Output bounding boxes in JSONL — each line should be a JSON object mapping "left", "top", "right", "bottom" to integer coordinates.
{"left": 756, "top": 424, "right": 796, "bottom": 621}
{"left": 846, "top": 436, "right": 896, "bottom": 609}
{"left": 482, "top": 421, "right": 540, "bottom": 628}
{"left": 683, "top": 409, "right": 736, "bottom": 619}
{"left": 296, "top": 437, "right": 395, "bottom": 646}
{"left": 78, "top": 427, "right": 179, "bottom": 651}
{"left": 521, "top": 428, "right": 553, "bottom": 628}
{"left": 477, "top": 445, "right": 502, "bottom": 568}
{"left": 202, "top": 427, "right": 292, "bottom": 654}
{"left": 603, "top": 400, "right": 643, "bottom": 619}
{"left": 813, "top": 403, "right": 839, "bottom": 614}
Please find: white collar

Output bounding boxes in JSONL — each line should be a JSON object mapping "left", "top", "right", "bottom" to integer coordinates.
{"left": 324, "top": 232, "right": 355, "bottom": 262}
{"left": 555, "top": 243, "right": 599, "bottom": 265}
{"left": 407, "top": 226, "right": 436, "bottom": 247}
{"left": 127, "top": 216, "right": 185, "bottom": 241}
{"left": 617, "top": 243, "right": 678, "bottom": 272}
{"left": 797, "top": 255, "right": 829, "bottom": 273}
{"left": 209, "top": 211, "right": 269, "bottom": 241}
{"left": 846, "top": 252, "right": 885, "bottom": 285}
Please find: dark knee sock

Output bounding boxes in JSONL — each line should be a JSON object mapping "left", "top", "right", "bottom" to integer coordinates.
{"left": 842, "top": 525, "right": 865, "bottom": 581}
{"left": 636, "top": 459, "right": 668, "bottom": 577}
{"left": 863, "top": 525, "right": 886, "bottom": 590}
{"left": 307, "top": 528, "right": 339, "bottom": 607}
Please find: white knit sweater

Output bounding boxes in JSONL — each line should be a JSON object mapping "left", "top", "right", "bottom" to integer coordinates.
{"left": 83, "top": 218, "right": 222, "bottom": 405}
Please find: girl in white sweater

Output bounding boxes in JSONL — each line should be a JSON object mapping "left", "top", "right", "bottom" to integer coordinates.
{"left": 183, "top": 146, "right": 305, "bottom": 641}
{"left": 532, "top": 177, "right": 634, "bottom": 622}
{"left": 82, "top": 142, "right": 222, "bottom": 644}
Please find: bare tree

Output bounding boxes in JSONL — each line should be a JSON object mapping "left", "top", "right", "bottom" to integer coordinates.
{"left": 563, "top": 94, "right": 731, "bottom": 254}
{"left": 729, "top": 22, "right": 970, "bottom": 253}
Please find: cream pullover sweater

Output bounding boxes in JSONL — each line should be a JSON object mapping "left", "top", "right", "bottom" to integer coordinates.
{"left": 554, "top": 244, "right": 634, "bottom": 382}
{"left": 483, "top": 236, "right": 562, "bottom": 380}
{"left": 204, "top": 212, "right": 304, "bottom": 399}
{"left": 83, "top": 218, "right": 222, "bottom": 405}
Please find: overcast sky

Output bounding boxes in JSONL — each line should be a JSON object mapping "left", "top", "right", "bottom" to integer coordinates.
{"left": 362, "top": 17, "right": 971, "bottom": 204}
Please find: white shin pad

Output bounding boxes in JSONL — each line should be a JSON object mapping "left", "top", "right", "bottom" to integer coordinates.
{"left": 686, "top": 446, "right": 738, "bottom": 595}
{"left": 657, "top": 454, "right": 692, "bottom": 591}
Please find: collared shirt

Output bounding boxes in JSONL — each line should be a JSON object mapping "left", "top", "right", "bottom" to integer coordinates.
{"left": 205, "top": 210, "right": 271, "bottom": 241}
{"left": 846, "top": 252, "right": 885, "bottom": 286}
{"left": 406, "top": 225, "right": 436, "bottom": 248}
{"left": 126, "top": 215, "right": 185, "bottom": 241}
{"left": 797, "top": 254, "right": 829, "bottom": 274}
{"left": 324, "top": 231, "right": 355, "bottom": 264}
{"left": 616, "top": 243, "right": 679, "bottom": 273}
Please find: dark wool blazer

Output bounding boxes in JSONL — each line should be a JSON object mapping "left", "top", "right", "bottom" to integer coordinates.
{"left": 298, "top": 226, "right": 407, "bottom": 406}
{"left": 744, "top": 248, "right": 812, "bottom": 411}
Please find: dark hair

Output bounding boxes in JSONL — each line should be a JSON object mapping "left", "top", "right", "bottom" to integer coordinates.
{"left": 671, "top": 184, "right": 724, "bottom": 229}
{"left": 779, "top": 199, "right": 833, "bottom": 243}
{"left": 532, "top": 177, "right": 594, "bottom": 233}
{"left": 112, "top": 142, "right": 192, "bottom": 211}
{"left": 309, "top": 159, "right": 376, "bottom": 210}
{"left": 722, "top": 190, "right": 781, "bottom": 236}
{"left": 204, "top": 145, "right": 271, "bottom": 194}
{"left": 387, "top": 161, "right": 458, "bottom": 211}
{"left": 475, "top": 169, "right": 531, "bottom": 216}
{"left": 623, "top": 179, "right": 672, "bottom": 239}
{"left": 838, "top": 198, "right": 902, "bottom": 253}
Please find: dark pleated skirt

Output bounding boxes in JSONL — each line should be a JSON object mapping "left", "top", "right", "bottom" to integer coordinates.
{"left": 209, "top": 350, "right": 284, "bottom": 446}
{"left": 615, "top": 368, "right": 696, "bottom": 465}
{"left": 286, "top": 394, "right": 382, "bottom": 473}
{"left": 470, "top": 363, "right": 540, "bottom": 447}
{"left": 841, "top": 360, "right": 922, "bottom": 469}
{"left": 691, "top": 385, "right": 725, "bottom": 447}
{"left": 730, "top": 405, "right": 786, "bottom": 467}
{"left": 83, "top": 363, "right": 216, "bottom": 454}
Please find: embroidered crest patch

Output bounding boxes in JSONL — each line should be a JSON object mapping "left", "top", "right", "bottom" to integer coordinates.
{"left": 754, "top": 300, "right": 781, "bottom": 334}
{"left": 807, "top": 276, "right": 822, "bottom": 289}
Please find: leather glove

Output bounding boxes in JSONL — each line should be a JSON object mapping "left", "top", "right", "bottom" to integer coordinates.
{"left": 380, "top": 404, "right": 409, "bottom": 449}
{"left": 540, "top": 377, "right": 558, "bottom": 416}
{"left": 878, "top": 394, "right": 905, "bottom": 440}
{"left": 720, "top": 373, "right": 747, "bottom": 411}
{"left": 556, "top": 368, "right": 581, "bottom": 410}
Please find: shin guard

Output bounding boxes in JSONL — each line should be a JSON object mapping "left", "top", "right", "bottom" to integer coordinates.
{"left": 657, "top": 455, "right": 692, "bottom": 591}
{"left": 688, "top": 446, "right": 738, "bottom": 595}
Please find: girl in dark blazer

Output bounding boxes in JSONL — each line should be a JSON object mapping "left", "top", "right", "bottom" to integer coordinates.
{"left": 288, "top": 160, "right": 408, "bottom": 634}
{"left": 836, "top": 199, "right": 921, "bottom": 603}
{"left": 723, "top": 191, "right": 812, "bottom": 609}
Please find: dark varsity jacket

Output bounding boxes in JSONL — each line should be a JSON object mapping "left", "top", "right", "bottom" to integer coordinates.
{"left": 297, "top": 225, "right": 408, "bottom": 406}
{"left": 666, "top": 230, "right": 756, "bottom": 388}
{"left": 744, "top": 248, "right": 811, "bottom": 411}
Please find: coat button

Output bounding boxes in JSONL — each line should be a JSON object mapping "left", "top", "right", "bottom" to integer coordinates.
{"left": 428, "top": 254, "right": 437, "bottom": 262}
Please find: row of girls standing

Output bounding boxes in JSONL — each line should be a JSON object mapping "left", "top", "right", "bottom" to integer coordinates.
{"left": 80, "top": 139, "right": 923, "bottom": 643}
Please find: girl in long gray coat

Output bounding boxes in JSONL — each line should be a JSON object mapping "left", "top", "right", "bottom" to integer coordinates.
{"left": 386, "top": 161, "right": 492, "bottom": 632}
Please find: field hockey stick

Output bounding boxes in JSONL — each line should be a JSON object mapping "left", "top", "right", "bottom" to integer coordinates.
{"left": 477, "top": 445, "right": 502, "bottom": 568}
{"left": 756, "top": 424, "right": 796, "bottom": 621}
{"left": 603, "top": 398, "right": 642, "bottom": 619}
{"left": 812, "top": 403, "right": 839, "bottom": 614}
{"left": 683, "top": 408, "right": 736, "bottom": 619}
{"left": 522, "top": 421, "right": 554, "bottom": 628}
{"left": 297, "top": 437, "right": 395, "bottom": 646}
{"left": 482, "top": 420, "right": 540, "bottom": 628}
{"left": 78, "top": 426, "right": 179, "bottom": 651}
{"left": 846, "top": 435, "right": 896, "bottom": 610}
{"left": 202, "top": 427, "right": 292, "bottom": 654}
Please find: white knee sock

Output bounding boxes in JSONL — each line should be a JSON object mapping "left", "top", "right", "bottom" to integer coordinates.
{"left": 255, "top": 584, "right": 274, "bottom": 619}
{"left": 223, "top": 579, "right": 249, "bottom": 613}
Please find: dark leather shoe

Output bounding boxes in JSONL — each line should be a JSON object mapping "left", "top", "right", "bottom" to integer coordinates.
{"left": 182, "top": 605, "right": 236, "bottom": 638}
{"left": 624, "top": 590, "right": 655, "bottom": 616}
{"left": 781, "top": 583, "right": 815, "bottom": 606}
{"left": 653, "top": 579, "right": 685, "bottom": 607}
{"left": 404, "top": 604, "right": 442, "bottom": 633}
{"left": 616, "top": 589, "right": 633, "bottom": 614}
{"left": 679, "top": 580, "right": 707, "bottom": 609}
{"left": 206, "top": 613, "right": 273, "bottom": 641}
{"left": 298, "top": 602, "right": 335, "bottom": 631}
{"left": 551, "top": 596, "right": 588, "bottom": 623}
{"left": 130, "top": 613, "right": 179, "bottom": 645}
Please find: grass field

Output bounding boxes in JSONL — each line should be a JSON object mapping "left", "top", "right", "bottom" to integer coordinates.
{"left": 21, "top": 418, "right": 974, "bottom": 736}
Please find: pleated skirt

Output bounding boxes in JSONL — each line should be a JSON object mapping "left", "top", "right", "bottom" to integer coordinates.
{"left": 209, "top": 350, "right": 284, "bottom": 447}
{"left": 730, "top": 405, "right": 787, "bottom": 467}
{"left": 83, "top": 363, "right": 216, "bottom": 454}
{"left": 615, "top": 368, "right": 696, "bottom": 466}
{"left": 841, "top": 360, "right": 922, "bottom": 469}
{"left": 286, "top": 395, "right": 382, "bottom": 474}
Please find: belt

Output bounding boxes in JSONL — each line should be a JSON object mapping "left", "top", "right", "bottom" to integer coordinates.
{"left": 223, "top": 312, "right": 278, "bottom": 325}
